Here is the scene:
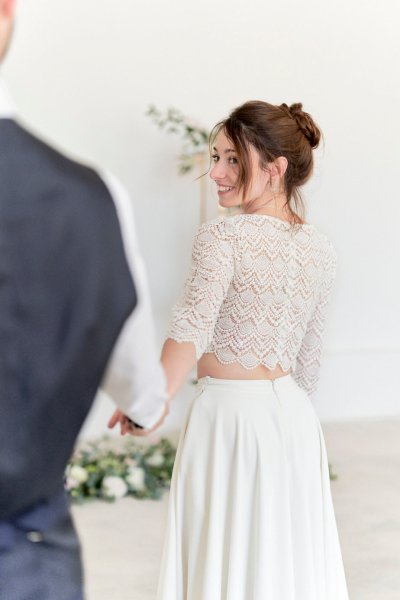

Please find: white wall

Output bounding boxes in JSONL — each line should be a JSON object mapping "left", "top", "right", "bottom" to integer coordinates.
{"left": 3, "top": 0, "right": 400, "bottom": 435}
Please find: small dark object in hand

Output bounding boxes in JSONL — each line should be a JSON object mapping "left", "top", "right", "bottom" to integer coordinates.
{"left": 127, "top": 418, "right": 144, "bottom": 430}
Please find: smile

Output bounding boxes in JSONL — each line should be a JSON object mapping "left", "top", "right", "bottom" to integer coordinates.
{"left": 217, "top": 186, "right": 234, "bottom": 193}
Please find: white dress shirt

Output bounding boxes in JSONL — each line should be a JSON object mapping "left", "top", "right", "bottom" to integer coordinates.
{"left": 99, "top": 172, "right": 168, "bottom": 428}
{"left": 0, "top": 78, "right": 15, "bottom": 117}
{"left": 0, "top": 79, "right": 167, "bottom": 429}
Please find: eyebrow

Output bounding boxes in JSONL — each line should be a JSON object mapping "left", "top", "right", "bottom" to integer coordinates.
{"left": 212, "top": 146, "right": 236, "bottom": 154}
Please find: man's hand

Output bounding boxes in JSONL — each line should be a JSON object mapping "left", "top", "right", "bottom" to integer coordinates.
{"left": 107, "top": 401, "right": 170, "bottom": 437}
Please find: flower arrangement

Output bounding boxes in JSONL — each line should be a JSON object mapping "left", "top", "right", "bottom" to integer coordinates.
{"left": 66, "top": 434, "right": 337, "bottom": 504}
{"left": 65, "top": 437, "right": 176, "bottom": 502}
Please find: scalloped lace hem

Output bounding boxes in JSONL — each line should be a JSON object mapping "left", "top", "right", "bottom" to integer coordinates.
{"left": 202, "top": 350, "right": 294, "bottom": 372}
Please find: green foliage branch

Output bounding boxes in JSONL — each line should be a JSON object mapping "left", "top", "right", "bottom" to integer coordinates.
{"left": 146, "top": 105, "right": 210, "bottom": 174}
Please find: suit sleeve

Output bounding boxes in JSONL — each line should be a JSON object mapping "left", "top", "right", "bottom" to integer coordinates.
{"left": 99, "top": 171, "right": 168, "bottom": 429}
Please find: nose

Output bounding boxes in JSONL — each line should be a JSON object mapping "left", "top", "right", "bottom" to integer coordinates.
{"left": 210, "top": 161, "right": 226, "bottom": 181}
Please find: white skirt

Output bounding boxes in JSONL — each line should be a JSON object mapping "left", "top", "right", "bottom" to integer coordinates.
{"left": 157, "top": 375, "right": 349, "bottom": 600}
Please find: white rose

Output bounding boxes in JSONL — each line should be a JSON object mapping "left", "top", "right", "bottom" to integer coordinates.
{"left": 69, "top": 465, "right": 89, "bottom": 484}
{"left": 126, "top": 467, "right": 146, "bottom": 492}
{"left": 102, "top": 476, "right": 128, "bottom": 499}
{"left": 145, "top": 452, "right": 164, "bottom": 467}
{"left": 65, "top": 476, "right": 79, "bottom": 490}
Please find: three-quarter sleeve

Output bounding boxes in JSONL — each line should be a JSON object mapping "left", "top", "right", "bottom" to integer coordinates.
{"left": 293, "top": 244, "right": 337, "bottom": 397}
{"left": 167, "top": 219, "right": 235, "bottom": 359}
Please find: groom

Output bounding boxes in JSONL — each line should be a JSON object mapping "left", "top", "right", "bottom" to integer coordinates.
{"left": 0, "top": 1, "right": 168, "bottom": 599}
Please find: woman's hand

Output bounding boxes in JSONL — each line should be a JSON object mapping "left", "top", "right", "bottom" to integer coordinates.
{"left": 107, "top": 401, "right": 170, "bottom": 437}
{"left": 107, "top": 338, "right": 196, "bottom": 437}
{"left": 107, "top": 409, "right": 133, "bottom": 435}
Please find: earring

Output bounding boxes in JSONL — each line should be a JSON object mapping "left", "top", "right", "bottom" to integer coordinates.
{"left": 271, "top": 182, "right": 278, "bottom": 195}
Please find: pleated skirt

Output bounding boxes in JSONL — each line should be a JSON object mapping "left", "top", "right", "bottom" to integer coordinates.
{"left": 157, "top": 375, "right": 349, "bottom": 600}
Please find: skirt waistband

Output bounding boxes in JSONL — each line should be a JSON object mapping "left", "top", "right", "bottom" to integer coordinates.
{"left": 197, "top": 374, "right": 294, "bottom": 390}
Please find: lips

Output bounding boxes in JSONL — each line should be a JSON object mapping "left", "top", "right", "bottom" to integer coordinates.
{"left": 217, "top": 185, "right": 234, "bottom": 193}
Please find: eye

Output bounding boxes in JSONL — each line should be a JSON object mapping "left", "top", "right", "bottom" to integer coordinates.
{"left": 228, "top": 157, "right": 238, "bottom": 165}
{"left": 211, "top": 154, "right": 220, "bottom": 162}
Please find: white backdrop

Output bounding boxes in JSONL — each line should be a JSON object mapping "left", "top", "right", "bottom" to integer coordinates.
{"left": 3, "top": 0, "right": 400, "bottom": 435}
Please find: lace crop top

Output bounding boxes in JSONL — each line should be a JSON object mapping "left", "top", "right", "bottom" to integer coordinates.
{"left": 167, "top": 214, "right": 337, "bottom": 396}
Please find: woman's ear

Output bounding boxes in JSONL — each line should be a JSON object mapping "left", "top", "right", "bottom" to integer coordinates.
{"left": 267, "top": 157, "right": 288, "bottom": 182}
{"left": 267, "top": 158, "right": 287, "bottom": 192}
{"left": 274, "top": 156, "right": 288, "bottom": 178}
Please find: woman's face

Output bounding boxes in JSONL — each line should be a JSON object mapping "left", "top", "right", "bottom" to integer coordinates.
{"left": 210, "top": 129, "right": 270, "bottom": 209}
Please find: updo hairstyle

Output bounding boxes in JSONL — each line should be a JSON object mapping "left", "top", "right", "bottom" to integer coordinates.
{"left": 211, "top": 100, "right": 322, "bottom": 222}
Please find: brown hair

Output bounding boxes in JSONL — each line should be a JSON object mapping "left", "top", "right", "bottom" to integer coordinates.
{"left": 210, "top": 100, "right": 322, "bottom": 222}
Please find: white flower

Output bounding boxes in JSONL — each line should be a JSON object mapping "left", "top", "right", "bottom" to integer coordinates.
{"left": 65, "top": 476, "right": 79, "bottom": 491}
{"left": 102, "top": 476, "right": 128, "bottom": 499}
{"left": 69, "top": 465, "right": 88, "bottom": 484}
{"left": 126, "top": 467, "right": 146, "bottom": 492}
{"left": 145, "top": 452, "right": 164, "bottom": 467}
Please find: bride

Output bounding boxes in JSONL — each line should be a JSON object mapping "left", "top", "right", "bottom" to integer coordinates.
{"left": 110, "top": 100, "right": 349, "bottom": 600}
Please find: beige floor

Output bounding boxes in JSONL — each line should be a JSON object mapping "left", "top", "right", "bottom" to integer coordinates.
{"left": 72, "top": 419, "right": 400, "bottom": 600}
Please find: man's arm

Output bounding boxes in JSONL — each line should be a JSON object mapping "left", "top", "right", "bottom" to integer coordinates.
{"left": 99, "top": 171, "right": 168, "bottom": 429}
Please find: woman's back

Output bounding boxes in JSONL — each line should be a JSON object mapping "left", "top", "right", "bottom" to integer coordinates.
{"left": 168, "top": 213, "right": 336, "bottom": 396}
{"left": 159, "top": 101, "right": 349, "bottom": 600}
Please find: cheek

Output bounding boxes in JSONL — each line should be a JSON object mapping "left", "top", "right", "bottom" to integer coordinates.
{"left": 253, "top": 171, "right": 269, "bottom": 193}
{"left": 227, "top": 165, "right": 239, "bottom": 183}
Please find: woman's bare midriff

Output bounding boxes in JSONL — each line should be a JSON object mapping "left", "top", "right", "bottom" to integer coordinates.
{"left": 197, "top": 353, "right": 291, "bottom": 381}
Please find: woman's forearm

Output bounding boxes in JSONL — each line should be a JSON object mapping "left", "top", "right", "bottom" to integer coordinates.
{"left": 161, "top": 339, "right": 197, "bottom": 399}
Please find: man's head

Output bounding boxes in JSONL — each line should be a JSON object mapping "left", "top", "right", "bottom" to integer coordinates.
{"left": 0, "top": 0, "right": 16, "bottom": 62}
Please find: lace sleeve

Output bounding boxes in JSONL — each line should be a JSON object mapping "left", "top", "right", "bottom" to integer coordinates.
{"left": 167, "top": 219, "right": 235, "bottom": 359}
{"left": 293, "top": 244, "right": 337, "bottom": 397}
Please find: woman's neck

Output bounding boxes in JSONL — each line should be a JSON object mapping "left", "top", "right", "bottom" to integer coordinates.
{"left": 243, "top": 202, "right": 303, "bottom": 225}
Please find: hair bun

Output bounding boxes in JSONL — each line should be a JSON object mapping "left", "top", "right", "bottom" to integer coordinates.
{"left": 282, "top": 102, "right": 321, "bottom": 149}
